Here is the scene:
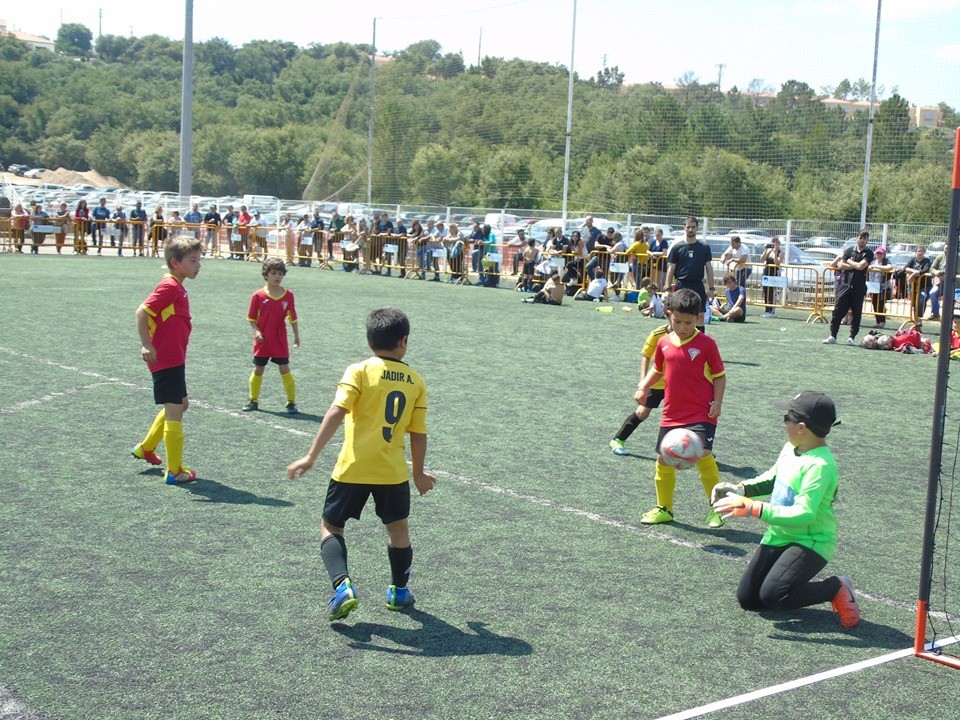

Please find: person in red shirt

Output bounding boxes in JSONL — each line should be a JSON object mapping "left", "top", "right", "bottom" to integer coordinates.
{"left": 131, "top": 236, "right": 203, "bottom": 485}
{"left": 636, "top": 288, "right": 727, "bottom": 528}
{"left": 243, "top": 258, "right": 301, "bottom": 414}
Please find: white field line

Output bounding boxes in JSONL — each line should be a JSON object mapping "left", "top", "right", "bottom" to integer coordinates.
{"left": 655, "top": 635, "right": 960, "bottom": 720}
{"left": 1, "top": 345, "right": 950, "bottom": 622}
{"left": 4, "top": 346, "right": 960, "bottom": 719}
{"left": 0, "top": 381, "right": 122, "bottom": 415}
{"left": 0, "top": 684, "right": 45, "bottom": 719}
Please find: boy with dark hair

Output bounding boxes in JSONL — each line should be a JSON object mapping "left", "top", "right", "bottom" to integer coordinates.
{"left": 636, "top": 289, "right": 727, "bottom": 527}
{"left": 287, "top": 307, "right": 435, "bottom": 622}
{"left": 711, "top": 391, "right": 860, "bottom": 628}
{"left": 714, "top": 272, "right": 747, "bottom": 322}
{"left": 243, "top": 258, "right": 300, "bottom": 414}
{"left": 131, "top": 236, "right": 203, "bottom": 485}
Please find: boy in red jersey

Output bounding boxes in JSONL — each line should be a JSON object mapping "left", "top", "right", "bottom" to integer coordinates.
{"left": 131, "top": 236, "right": 203, "bottom": 485}
{"left": 636, "top": 288, "right": 727, "bottom": 527}
{"left": 243, "top": 258, "right": 301, "bottom": 414}
{"left": 286, "top": 307, "right": 435, "bottom": 622}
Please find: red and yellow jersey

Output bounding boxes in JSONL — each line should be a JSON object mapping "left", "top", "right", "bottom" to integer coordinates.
{"left": 654, "top": 330, "right": 725, "bottom": 427}
{"left": 141, "top": 275, "right": 191, "bottom": 372}
{"left": 641, "top": 324, "right": 670, "bottom": 391}
{"left": 331, "top": 356, "right": 428, "bottom": 485}
{"left": 247, "top": 287, "right": 297, "bottom": 358}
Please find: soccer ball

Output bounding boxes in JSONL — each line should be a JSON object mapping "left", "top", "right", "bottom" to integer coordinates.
{"left": 659, "top": 428, "right": 705, "bottom": 470}
{"left": 862, "top": 334, "right": 878, "bottom": 349}
{"left": 877, "top": 334, "right": 894, "bottom": 350}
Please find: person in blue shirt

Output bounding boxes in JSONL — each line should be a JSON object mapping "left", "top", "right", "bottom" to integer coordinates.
{"left": 91, "top": 198, "right": 111, "bottom": 254}
{"left": 130, "top": 201, "right": 148, "bottom": 256}
{"left": 713, "top": 272, "right": 747, "bottom": 322}
{"left": 184, "top": 203, "right": 203, "bottom": 240}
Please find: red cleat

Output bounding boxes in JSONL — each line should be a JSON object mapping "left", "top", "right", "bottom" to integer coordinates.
{"left": 132, "top": 445, "right": 163, "bottom": 466}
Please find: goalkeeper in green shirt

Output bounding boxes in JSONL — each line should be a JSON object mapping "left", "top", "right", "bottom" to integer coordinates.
{"left": 711, "top": 391, "right": 861, "bottom": 628}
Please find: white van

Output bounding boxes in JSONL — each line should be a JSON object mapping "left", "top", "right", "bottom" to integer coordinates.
{"left": 242, "top": 194, "right": 279, "bottom": 211}
{"left": 483, "top": 212, "right": 522, "bottom": 231}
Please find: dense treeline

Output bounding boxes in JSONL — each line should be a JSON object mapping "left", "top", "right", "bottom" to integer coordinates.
{"left": 1, "top": 28, "right": 957, "bottom": 222}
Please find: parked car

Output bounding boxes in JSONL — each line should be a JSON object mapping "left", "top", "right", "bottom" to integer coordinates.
{"left": 23, "top": 168, "right": 47, "bottom": 179}
{"left": 802, "top": 247, "right": 843, "bottom": 267}
{"left": 798, "top": 236, "right": 844, "bottom": 249}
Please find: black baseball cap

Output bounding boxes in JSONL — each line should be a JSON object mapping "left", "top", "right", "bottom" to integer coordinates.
{"left": 773, "top": 391, "right": 838, "bottom": 437}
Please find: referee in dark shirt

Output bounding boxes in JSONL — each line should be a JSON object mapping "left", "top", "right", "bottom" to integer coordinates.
{"left": 665, "top": 216, "right": 715, "bottom": 329}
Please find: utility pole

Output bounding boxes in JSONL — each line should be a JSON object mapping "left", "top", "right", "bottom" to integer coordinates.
{"left": 716, "top": 63, "right": 725, "bottom": 92}
{"left": 477, "top": 28, "right": 482, "bottom": 67}
{"left": 98, "top": 8, "right": 102, "bottom": 38}
{"left": 178, "top": 0, "right": 194, "bottom": 199}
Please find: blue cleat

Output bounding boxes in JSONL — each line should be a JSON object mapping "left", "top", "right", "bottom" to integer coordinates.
{"left": 328, "top": 579, "right": 358, "bottom": 621}
{"left": 165, "top": 467, "right": 197, "bottom": 485}
{"left": 385, "top": 585, "right": 416, "bottom": 611}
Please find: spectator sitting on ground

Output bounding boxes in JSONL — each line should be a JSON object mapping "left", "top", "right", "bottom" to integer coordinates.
{"left": 522, "top": 271, "right": 565, "bottom": 305}
{"left": 641, "top": 284, "right": 665, "bottom": 318}
{"left": 636, "top": 277, "right": 653, "bottom": 312}
{"left": 713, "top": 272, "right": 747, "bottom": 323}
{"left": 576, "top": 268, "right": 610, "bottom": 301}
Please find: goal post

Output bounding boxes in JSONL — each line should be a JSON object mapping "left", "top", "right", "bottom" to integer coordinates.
{"left": 915, "top": 127, "right": 960, "bottom": 669}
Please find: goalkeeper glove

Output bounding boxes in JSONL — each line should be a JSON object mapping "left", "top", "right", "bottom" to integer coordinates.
{"left": 710, "top": 482, "right": 744, "bottom": 504}
{"left": 713, "top": 494, "right": 763, "bottom": 520}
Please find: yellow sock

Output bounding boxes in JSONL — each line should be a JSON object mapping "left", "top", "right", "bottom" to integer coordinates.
{"left": 141, "top": 409, "right": 166, "bottom": 451}
{"left": 281, "top": 371, "right": 296, "bottom": 404}
{"left": 164, "top": 420, "right": 184, "bottom": 473}
{"left": 249, "top": 372, "right": 263, "bottom": 402}
{"left": 654, "top": 461, "right": 677, "bottom": 510}
{"left": 697, "top": 454, "right": 720, "bottom": 500}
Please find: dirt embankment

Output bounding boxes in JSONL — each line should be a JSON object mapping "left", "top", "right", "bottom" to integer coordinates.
{"left": 3, "top": 167, "right": 126, "bottom": 188}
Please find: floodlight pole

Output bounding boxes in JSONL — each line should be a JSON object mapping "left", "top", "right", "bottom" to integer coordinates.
{"left": 915, "top": 127, "right": 960, "bottom": 664}
{"left": 367, "top": 17, "right": 376, "bottom": 209}
{"left": 560, "top": 0, "right": 577, "bottom": 226}
{"left": 859, "top": 0, "right": 881, "bottom": 228}
{"left": 178, "top": 0, "right": 194, "bottom": 200}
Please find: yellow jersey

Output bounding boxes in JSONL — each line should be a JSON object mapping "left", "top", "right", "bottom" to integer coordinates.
{"left": 331, "top": 356, "right": 428, "bottom": 485}
{"left": 642, "top": 324, "right": 669, "bottom": 391}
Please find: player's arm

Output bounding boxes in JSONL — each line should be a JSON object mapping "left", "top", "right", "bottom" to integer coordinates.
{"left": 708, "top": 374, "right": 726, "bottom": 419}
{"left": 287, "top": 404, "right": 346, "bottom": 478}
{"left": 408, "top": 432, "right": 436, "bottom": 496}
{"left": 705, "top": 259, "right": 715, "bottom": 290}
{"left": 248, "top": 318, "right": 264, "bottom": 344}
{"left": 291, "top": 319, "right": 300, "bottom": 348}
{"left": 635, "top": 366, "right": 663, "bottom": 404}
{"left": 664, "top": 262, "right": 675, "bottom": 291}
{"left": 135, "top": 306, "right": 156, "bottom": 365}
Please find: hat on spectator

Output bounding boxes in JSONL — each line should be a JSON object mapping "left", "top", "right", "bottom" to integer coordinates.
{"left": 773, "top": 391, "right": 838, "bottom": 438}
{"left": 875, "top": 246, "right": 886, "bottom": 254}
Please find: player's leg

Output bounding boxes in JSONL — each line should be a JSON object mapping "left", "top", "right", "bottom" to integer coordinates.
{"left": 753, "top": 543, "right": 854, "bottom": 624}
{"left": 611, "top": 390, "right": 661, "bottom": 454}
{"left": 321, "top": 482, "right": 369, "bottom": 621}
{"left": 375, "top": 483, "right": 416, "bottom": 611}
{"left": 849, "top": 287, "right": 866, "bottom": 341}
{"left": 278, "top": 361, "right": 297, "bottom": 414}
{"left": 132, "top": 408, "right": 166, "bottom": 465}
{"left": 827, "top": 287, "right": 852, "bottom": 341}
{"left": 642, "top": 427, "right": 677, "bottom": 523}
{"left": 162, "top": 396, "right": 194, "bottom": 484}
{"left": 245, "top": 358, "right": 267, "bottom": 411}
{"left": 736, "top": 543, "right": 785, "bottom": 611}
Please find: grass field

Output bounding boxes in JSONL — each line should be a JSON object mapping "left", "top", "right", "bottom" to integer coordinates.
{"left": 2, "top": 253, "right": 959, "bottom": 720}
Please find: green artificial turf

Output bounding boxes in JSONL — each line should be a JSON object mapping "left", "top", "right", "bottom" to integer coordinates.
{"left": 1, "top": 254, "right": 959, "bottom": 719}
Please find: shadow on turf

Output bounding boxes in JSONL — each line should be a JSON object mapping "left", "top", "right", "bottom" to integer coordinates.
{"left": 331, "top": 608, "right": 533, "bottom": 657}
{"left": 258, "top": 410, "right": 324, "bottom": 423}
{"left": 766, "top": 610, "right": 914, "bottom": 649}
{"left": 176, "top": 478, "right": 294, "bottom": 507}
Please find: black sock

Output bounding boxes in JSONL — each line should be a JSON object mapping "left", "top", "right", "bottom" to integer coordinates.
{"left": 615, "top": 413, "right": 643, "bottom": 442}
{"left": 387, "top": 545, "right": 413, "bottom": 588}
{"left": 321, "top": 534, "right": 349, "bottom": 590}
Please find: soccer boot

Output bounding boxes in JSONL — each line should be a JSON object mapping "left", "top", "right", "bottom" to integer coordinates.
{"left": 328, "top": 578, "right": 359, "bottom": 622}
{"left": 386, "top": 585, "right": 416, "bottom": 612}
{"left": 640, "top": 506, "right": 674, "bottom": 525}
{"left": 831, "top": 576, "right": 862, "bottom": 628}
{"left": 165, "top": 467, "right": 197, "bottom": 485}
{"left": 706, "top": 509, "right": 725, "bottom": 528}
{"left": 242, "top": 400, "right": 259, "bottom": 412}
{"left": 286, "top": 403, "right": 299, "bottom": 415}
{"left": 609, "top": 439, "right": 627, "bottom": 456}
{"left": 131, "top": 444, "right": 163, "bottom": 466}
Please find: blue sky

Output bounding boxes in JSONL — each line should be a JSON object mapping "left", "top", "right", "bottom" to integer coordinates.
{"left": 8, "top": 0, "right": 960, "bottom": 108}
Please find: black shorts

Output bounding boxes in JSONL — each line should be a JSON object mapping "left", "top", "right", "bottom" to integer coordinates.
{"left": 152, "top": 365, "right": 187, "bottom": 405}
{"left": 656, "top": 422, "right": 716, "bottom": 455}
{"left": 642, "top": 387, "right": 666, "bottom": 409}
{"left": 253, "top": 356, "right": 289, "bottom": 367}
{"left": 322, "top": 479, "right": 411, "bottom": 527}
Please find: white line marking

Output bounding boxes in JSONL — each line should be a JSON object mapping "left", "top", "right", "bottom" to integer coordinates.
{"left": 655, "top": 635, "right": 960, "bottom": 720}
{"left": 0, "top": 382, "right": 120, "bottom": 415}
{"left": 0, "top": 684, "right": 45, "bottom": 719}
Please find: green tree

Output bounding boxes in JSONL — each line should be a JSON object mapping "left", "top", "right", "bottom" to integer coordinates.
{"left": 95, "top": 34, "right": 132, "bottom": 62}
{"left": 55, "top": 23, "right": 93, "bottom": 58}
{"left": 195, "top": 37, "right": 236, "bottom": 76}
{"left": 872, "top": 93, "right": 916, "bottom": 165}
